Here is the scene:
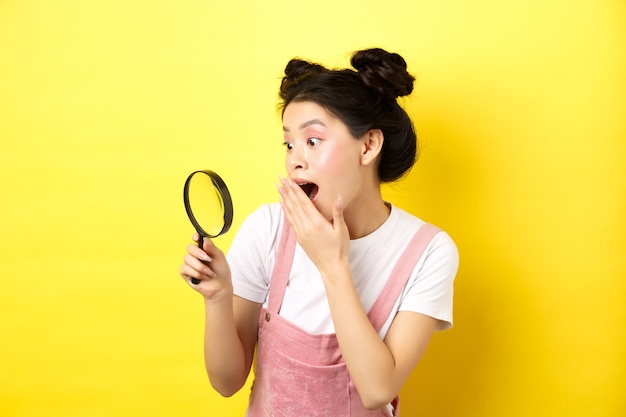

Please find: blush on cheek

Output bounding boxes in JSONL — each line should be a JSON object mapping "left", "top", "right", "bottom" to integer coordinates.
{"left": 317, "top": 147, "right": 351, "bottom": 176}
{"left": 314, "top": 140, "right": 358, "bottom": 218}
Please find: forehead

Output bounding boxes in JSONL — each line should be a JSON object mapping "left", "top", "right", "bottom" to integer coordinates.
{"left": 282, "top": 101, "right": 340, "bottom": 131}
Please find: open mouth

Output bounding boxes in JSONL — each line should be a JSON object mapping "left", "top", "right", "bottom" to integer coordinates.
{"left": 298, "top": 182, "right": 319, "bottom": 200}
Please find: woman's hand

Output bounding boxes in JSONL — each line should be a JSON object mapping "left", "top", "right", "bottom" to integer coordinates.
{"left": 277, "top": 177, "right": 350, "bottom": 278}
{"left": 179, "top": 234, "right": 232, "bottom": 300}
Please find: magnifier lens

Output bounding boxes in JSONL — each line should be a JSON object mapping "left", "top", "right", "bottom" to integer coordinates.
{"left": 184, "top": 170, "right": 233, "bottom": 285}
{"left": 187, "top": 173, "right": 226, "bottom": 237}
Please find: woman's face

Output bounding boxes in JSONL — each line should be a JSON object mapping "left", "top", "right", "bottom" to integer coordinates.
{"left": 282, "top": 101, "right": 365, "bottom": 220}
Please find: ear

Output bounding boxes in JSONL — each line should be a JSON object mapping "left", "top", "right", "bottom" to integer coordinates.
{"left": 360, "top": 129, "right": 384, "bottom": 166}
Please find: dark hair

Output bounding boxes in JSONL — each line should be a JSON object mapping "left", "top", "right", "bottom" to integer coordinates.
{"left": 278, "top": 48, "right": 418, "bottom": 183}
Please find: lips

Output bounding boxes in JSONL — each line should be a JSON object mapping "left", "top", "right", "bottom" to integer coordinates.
{"left": 298, "top": 182, "right": 319, "bottom": 200}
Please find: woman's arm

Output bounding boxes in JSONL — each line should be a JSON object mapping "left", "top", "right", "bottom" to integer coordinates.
{"left": 322, "top": 266, "right": 437, "bottom": 409}
{"left": 180, "top": 236, "right": 261, "bottom": 397}
{"left": 204, "top": 294, "right": 261, "bottom": 397}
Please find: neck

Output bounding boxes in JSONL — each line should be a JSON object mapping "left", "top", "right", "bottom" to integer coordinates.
{"left": 342, "top": 189, "right": 390, "bottom": 239}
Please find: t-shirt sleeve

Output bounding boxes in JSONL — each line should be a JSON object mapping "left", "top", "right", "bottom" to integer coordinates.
{"left": 398, "top": 230, "right": 459, "bottom": 331}
{"left": 226, "top": 205, "right": 280, "bottom": 304}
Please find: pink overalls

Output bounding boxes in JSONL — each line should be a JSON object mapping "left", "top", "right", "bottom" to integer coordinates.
{"left": 247, "top": 221, "right": 441, "bottom": 417}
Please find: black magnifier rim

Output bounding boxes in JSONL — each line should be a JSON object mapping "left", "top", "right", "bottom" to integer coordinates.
{"left": 183, "top": 170, "right": 233, "bottom": 238}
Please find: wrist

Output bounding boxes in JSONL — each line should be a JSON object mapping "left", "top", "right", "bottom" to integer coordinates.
{"left": 319, "top": 259, "right": 352, "bottom": 289}
{"left": 203, "top": 285, "right": 234, "bottom": 305}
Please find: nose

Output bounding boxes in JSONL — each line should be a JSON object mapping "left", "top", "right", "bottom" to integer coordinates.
{"left": 287, "top": 145, "right": 307, "bottom": 171}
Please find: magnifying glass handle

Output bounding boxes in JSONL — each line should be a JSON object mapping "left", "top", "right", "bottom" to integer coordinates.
{"left": 191, "top": 235, "right": 204, "bottom": 285}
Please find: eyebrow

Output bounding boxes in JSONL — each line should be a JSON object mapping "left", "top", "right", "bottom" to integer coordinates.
{"left": 283, "top": 118, "right": 327, "bottom": 132}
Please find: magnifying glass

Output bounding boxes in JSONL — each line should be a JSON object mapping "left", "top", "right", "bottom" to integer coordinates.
{"left": 183, "top": 170, "right": 234, "bottom": 284}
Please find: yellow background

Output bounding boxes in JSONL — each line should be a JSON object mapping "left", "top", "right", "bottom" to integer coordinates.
{"left": 1, "top": 1, "right": 624, "bottom": 416}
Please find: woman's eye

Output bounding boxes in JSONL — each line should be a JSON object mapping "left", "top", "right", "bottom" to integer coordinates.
{"left": 307, "top": 137, "right": 321, "bottom": 147}
{"left": 283, "top": 142, "right": 293, "bottom": 151}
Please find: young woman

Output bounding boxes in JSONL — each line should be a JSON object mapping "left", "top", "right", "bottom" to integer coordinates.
{"left": 179, "top": 48, "right": 459, "bottom": 416}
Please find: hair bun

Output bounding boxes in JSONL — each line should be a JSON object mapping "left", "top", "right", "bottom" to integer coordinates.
{"left": 351, "top": 48, "right": 414, "bottom": 99}
{"left": 279, "top": 59, "right": 327, "bottom": 100}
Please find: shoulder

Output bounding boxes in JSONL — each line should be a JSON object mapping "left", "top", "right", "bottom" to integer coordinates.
{"left": 227, "top": 203, "right": 285, "bottom": 303}
{"left": 228, "top": 203, "right": 284, "bottom": 255}
{"left": 390, "top": 205, "right": 458, "bottom": 262}
{"left": 240, "top": 202, "right": 283, "bottom": 229}
{"left": 391, "top": 207, "right": 459, "bottom": 330}
{"left": 231, "top": 203, "right": 283, "bottom": 243}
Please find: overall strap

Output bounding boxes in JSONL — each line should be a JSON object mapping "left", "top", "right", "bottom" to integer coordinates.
{"left": 267, "top": 217, "right": 297, "bottom": 314}
{"left": 367, "top": 223, "right": 441, "bottom": 333}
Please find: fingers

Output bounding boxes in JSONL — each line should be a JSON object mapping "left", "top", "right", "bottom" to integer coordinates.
{"left": 179, "top": 240, "right": 217, "bottom": 284}
{"left": 182, "top": 253, "right": 216, "bottom": 279}
{"left": 332, "top": 193, "right": 344, "bottom": 225}
{"left": 199, "top": 236, "right": 230, "bottom": 263}
{"left": 190, "top": 242, "right": 213, "bottom": 263}
{"left": 277, "top": 177, "right": 318, "bottom": 230}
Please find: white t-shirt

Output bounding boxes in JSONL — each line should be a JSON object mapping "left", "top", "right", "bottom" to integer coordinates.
{"left": 227, "top": 203, "right": 458, "bottom": 338}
